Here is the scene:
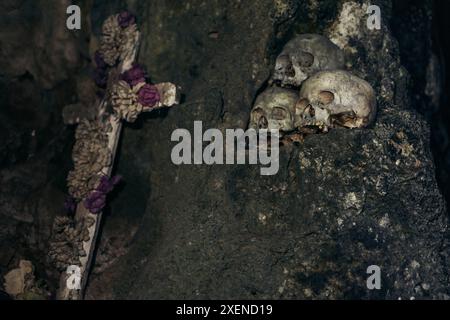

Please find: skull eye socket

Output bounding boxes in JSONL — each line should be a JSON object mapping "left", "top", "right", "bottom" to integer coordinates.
{"left": 318, "top": 91, "right": 334, "bottom": 104}
{"left": 295, "top": 98, "right": 310, "bottom": 115}
{"left": 252, "top": 108, "right": 269, "bottom": 129}
{"left": 252, "top": 107, "right": 264, "bottom": 116}
{"left": 276, "top": 55, "right": 295, "bottom": 77}
{"left": 331, "top": 111, "right": 357, "bottom": 128}
{"left": 276, "top": 55, "right": 290, "bottom": 70}
{"left": 272, "top": 107, "right": 288, "bottom": 120}
{"left": 298, "top": 51, "right": 314, "bottom": 67}
{"left": 259, "top": 116, "right": 268, "bottom": 128}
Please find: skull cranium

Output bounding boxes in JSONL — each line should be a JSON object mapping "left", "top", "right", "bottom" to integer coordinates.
{"left": 273, "top": 34, "right": 345, "bottom": 87}
{"left": 250, "top": 86, "right": 298, "bottom": 132}
{"left": 296, "top": 70, "right": 377, "bottom": 130}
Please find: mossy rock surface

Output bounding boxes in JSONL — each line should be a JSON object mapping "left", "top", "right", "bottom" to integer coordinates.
{"left": 85, "top": 0, "right": 450, "bottom": 299}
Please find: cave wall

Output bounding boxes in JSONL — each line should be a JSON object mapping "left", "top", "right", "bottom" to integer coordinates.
{"left": 391, "top": 0, "right": 450, "bottom": 218}
{"left": 85, "top": 0, "right": 450, "bottom": 299}
{"left": 430, "top": 0, "right": 450, "bottom": 217}
{"left": 0, "top": 0, "right": 91, "bottom": 294}
{"left": 0, "top": 0, "right": 449, "bottom": 300}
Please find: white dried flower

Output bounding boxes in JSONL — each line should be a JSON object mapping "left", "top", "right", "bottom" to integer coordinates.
{"left": 99, "top": 14, "right": 121, "bottom": 66}
{"left": 67, "top": 120, "right": 112, "bottom": 200}
{"left": 99, "top": 14, "right": 139, "bottom": 67}
{"left": 48, "top": 216, "right": 94, "bottom": 271}
{"left": 110, "top": 80, "right": 145, "bottom": 122}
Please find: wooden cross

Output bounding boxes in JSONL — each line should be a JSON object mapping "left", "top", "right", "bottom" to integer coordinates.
{"left": 57, "top": 15, "right": 180, "bottom": 300}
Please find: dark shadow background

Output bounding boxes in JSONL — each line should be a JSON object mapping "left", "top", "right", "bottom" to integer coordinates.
{"left": 392, "top": 0, "right": 450, "bottom": 210}
{"left": 431, "top": 0, "right": 450, "bottom": 209}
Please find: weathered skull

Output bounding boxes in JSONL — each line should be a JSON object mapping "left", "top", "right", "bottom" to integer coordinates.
{"left": 296, "top": 70, "right": 377, "bottom": 130}
{"left": 273, "top": 34, "right": 345, "bottom": 87}
{"left": 250, "top": 86, "right": 298, "bottom": 132}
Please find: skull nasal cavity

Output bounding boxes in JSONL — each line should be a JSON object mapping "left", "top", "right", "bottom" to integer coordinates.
{"left": 259, "top": 116, "right": 268, "bottom": 129}
{"left": 318, "top": 91, "right": 334, "bottom": 104}
{"left": 299, "top": 51, "right": 314, "bottom": 67}
{"left": 276, "top": 55, "right": 290, "bottom": 69}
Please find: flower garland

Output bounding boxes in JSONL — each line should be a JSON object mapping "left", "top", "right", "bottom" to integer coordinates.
{"left": 94, "top": 11, "right": 161, "bottom": 123}
{"left": 65, "top": 11, "right": 162, "bottom": 214}
{"left": 84, "top": 175, "right": 122, "bottom": 214}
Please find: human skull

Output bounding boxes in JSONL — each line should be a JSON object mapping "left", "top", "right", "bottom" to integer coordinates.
{"left": 273, "top": 34, "right": 345, "bottom": 87}
{"left": 249, "top": 86, "right": 298, "bottom": 132}
{"left": 296, "top": 70, "right": 377, "bottom": 130}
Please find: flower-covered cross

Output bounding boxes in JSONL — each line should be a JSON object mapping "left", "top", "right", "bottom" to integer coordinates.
{"left": 58, "top": 11, "right": 180, "bottom": 300}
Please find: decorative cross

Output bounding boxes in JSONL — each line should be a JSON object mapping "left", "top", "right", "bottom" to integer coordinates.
{"left": 56, "top": 12, "right": 180, "bottom": 300}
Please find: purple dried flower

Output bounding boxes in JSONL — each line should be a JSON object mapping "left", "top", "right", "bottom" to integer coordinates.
{"left": 137, "top": 84, "right": 160, "bottom": 107}
{"left": 120, "top": 64, "right": 146, "bottom": 87}
{"left": 84, "top": 175, "right": 122, "bottom": 214}
{"left": 94, "top": 51, "right": 107, "bottom": 70}
{"left": 84, "top": 191, "right": 106, "bottom": 214}
{"left": 64, "top": 197, "right": 77, "bottom": 214}
{"left": 118, "top": 11, "right": 136, "bottom": 29}
{"left": 96, "top": 175, "right": 122, "bottom": 194}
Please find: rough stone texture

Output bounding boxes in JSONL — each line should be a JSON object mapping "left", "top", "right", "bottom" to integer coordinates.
{"left": 0, "top": 0, "right": 91, "bottom": 294}
{"left": 84, "top": 0, "right": 450, "bottom": 299}
{"left": 0, "top": 0, "right": 448, "bottom": 300}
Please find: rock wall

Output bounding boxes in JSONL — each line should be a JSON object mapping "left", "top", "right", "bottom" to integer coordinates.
{"left": 0, "top": 0, "right": 90, "bottom": 296}
{"left": 85, "top": 0, "right": 450, "bottom": 299}
{"left": 0, "top": 0, "right": 449, "bottom": 300}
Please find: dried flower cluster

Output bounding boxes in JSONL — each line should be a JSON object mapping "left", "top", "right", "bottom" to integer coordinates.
{"left": 99, "top": 15, "right": 121, "bottom": 66}
{"left": 95, "top": 11, "right": 138, "bottom": 91}
{"left": 84, "top": 175, "right": 122, "bottom": 214}
{"left": 120, "top": 64, "right": 146, "bottom": 86}
{"left": 110, "top": 80, "right": 144, "bottom": 122}
{"left": 67, "top": 119, "right": 113, "bottom": 200}
{"left": 96, "top": 12, "right": 161, "bottom": 122}
{"left": 119, "top": 23, "right": 139, "bottom": 63}
{"left": 118, "top": 11, "right": 136, "bottom": 28}
{"left": 110, "top": 80, "right": 160, "bottom": 122}
{"left": 48, "top": 216, "right": 95, "bottom": 271}
{"left": 138, "top": 84, "right": 160, "bottom": 106}
{"left": 99, "top": 12, "right": 138, "bottom": 68}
